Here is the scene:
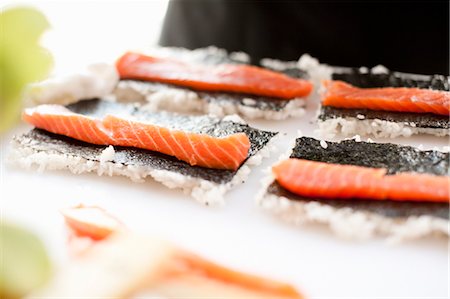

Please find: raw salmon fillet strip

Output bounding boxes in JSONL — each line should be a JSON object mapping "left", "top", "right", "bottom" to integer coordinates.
{"left": 116, "top": 52, "right": 313, "bottom": 99}
{"left": 322, "top": 80, "right": 450, "bottom": 116}
{"left": 22, "top": 105, "right": 250, "bottom": 170}
{"left": 61, "top": 205, "right": 304, "bottom": 298}
{"left": 273, "top": 159, "right": 450, "bottom": 203}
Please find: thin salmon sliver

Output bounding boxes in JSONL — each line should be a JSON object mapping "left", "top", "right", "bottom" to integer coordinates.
{"left": 321, "top": 80, "right": 450, "bottom": 116}
{"left": 273, "top": 158, "right": 450, "bottom": 203}
{"left": 22, "top": 105, "right": 250, "bottom": 170}
{"left": 116, "top": 52, "right": 313, "bottom": 99}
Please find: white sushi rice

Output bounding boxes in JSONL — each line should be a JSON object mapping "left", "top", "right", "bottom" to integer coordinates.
{"left": 257, "top": 189, "right": 449, "bottom": 242}
{"left": 99, "top": 145, "right": 116, "bottom": 163}
{"left": 260, "top": 54, "right": 333, "bottom": 88}
{"left": 143, "top": 46, "right": 250, "bottom": 64}
{"left": 10, "top": 133, "right": 277, "bottom": 206}
{"left": 317, "top": 117, "right": 450, "bottom": 139}
{"left": 114, "top": 80, "right": 306, "bottom": 120}
{"left": 23, "top": 63, "right": 119, "bottom": 107}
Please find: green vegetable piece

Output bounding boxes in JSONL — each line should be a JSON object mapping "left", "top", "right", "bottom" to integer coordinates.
{"left": 0, "top": 7, "right": 53, "bottom": 132}
{"left": 0, "top": 223, "right": 52, "bottom": 299}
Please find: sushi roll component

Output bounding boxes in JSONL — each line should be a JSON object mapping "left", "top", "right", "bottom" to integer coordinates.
{"left": 22, "top": 104, "right": 251, "bottom": 170}
{"left": 114, "top": 51, "right": 314, "bottom": 120}
{"left": 142, "top": 45, "right": 251, "bottom": 65}
{"left": 258, "top": 137, "right": 449, "bottom": 241}
{"left": 12, "top": 99, "right": 277, "bottom": 205}
{"left": 260, "top": 53, "right": 333, "bottom": 88}
{"left": 116, "top": 52, "right": 313, "bottom": 100}
{"left": 23, "top": 63, "right": 119, "bottom": 107}
{"left": 321, "top": 80, "right": 449, "bottom": 116}
{"left": 273, "top": 159, "right": 449, "bottom": 203}
{"left": 317, "top": 66, "right": 450, "bottom": 138}
{"left": 33, "top": 205, "right": 304, "bottom": 299}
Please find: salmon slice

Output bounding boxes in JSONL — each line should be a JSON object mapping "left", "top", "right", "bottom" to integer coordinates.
{"left": 167, "top": 251, "right": 303, "bottom": 299}
{"left": 322, "top": 80, "right": 450, "bottom": 116}
{"left": 273, "top": 159, "right": 450, "bottom": 203}
{"left": 22, "top": 105, "right": 250, "bottom": 170}
{"left": 61, "top": 205, "right": 124, "bottom": 240}
{"left": 62, "top": 205, "right": 304, "bottom": 298}
{"left": 116, "top": 52, "right": 313, "bottom": 99}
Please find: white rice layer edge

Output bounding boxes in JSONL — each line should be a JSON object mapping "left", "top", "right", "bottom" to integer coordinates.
{"left": 317, "top": 116, "right": 449, "bottom": 139}
{"left": 257, "top": 185, "right": 449, "bottom": 242}
{"left": 10, "top": 136, "right": 277, "bottom": 206}
{"left": 114, "top": 80, "right": 306, "bottom": 120}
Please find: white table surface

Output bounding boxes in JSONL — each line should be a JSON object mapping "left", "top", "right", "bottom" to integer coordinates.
{"left": 1, "top": 89, "right": 449, "bottom": 299}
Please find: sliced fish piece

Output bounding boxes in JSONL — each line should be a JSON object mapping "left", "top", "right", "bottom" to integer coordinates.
{"left": 54, "top": 205, "right": 304, "bottom": 299}
{"left": 273, "top": 159, "right": 449, "bottom": 203}
{"left": 322, "top": 80, "right": 450, "bottom": 116}
{"left": 116, "top": 52, "right": 313, "bottom": 100}
{"left": 22, "top": 105, "right": 250, "bottom": 170}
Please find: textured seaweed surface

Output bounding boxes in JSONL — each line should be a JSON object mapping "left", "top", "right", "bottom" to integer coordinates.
{"left": 265, "top": 137, "right": 450, "bottom": 219}
{"left": 267, "top": 181, "right": 449, "bottom": 220}
{"left": 332, "top": 67, "right": 450, "bottom": 91}
{"left": 290, "top": 137, "right": 449, "bottom": 176}
{"left": 120, "top": 80, "right": 300, "bottom": 112}
{"left": 318, "top": 106, "right": 450, "bottom": 129}
{"left": 155, "top": 47, "right": 248, "bottom": 66}
{"left": 18, "top": 99, "right": 277, "bottom": 184}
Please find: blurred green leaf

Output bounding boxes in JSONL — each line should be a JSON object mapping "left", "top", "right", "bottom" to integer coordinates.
{"left": 0, "top": 7, "right": 53, "bottom": 132}
{"left": 0, "top": 223, "right": 52, "bottom": 299}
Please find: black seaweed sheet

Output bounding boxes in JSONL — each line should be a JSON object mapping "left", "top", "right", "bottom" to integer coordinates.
{"left": 318, "top": 106, "right": 449, "bottom": 130}
{"left": 332, "top": 67, "right": 449, "bottom": 91}
{"left": 267, "top": 181, "right": 449, "bottom": 220}
{"left": 18, "top": 99, "right": 277, "bottom": 184}
{"left": 290, "top": 137, "right": 449, "bottom": 176}
{"left": 267, "top": 137, "right": 449, "bottom": 220}
{"left": 320, "top": 67, "right": 450, "bottom": 128}
{"left": 120, "top": 80, "right": 298, "bottom": 112}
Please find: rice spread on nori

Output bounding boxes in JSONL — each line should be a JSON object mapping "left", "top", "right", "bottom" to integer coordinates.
{"left": 118, "top": 80, "right": 303, "bottom": 113}
{"left": 114, "top": 49, "right": 310, "bottom": 119}
{"left": 318, "top": 67, "right": 450, "bottom": 136}
{"left": 260, "top": 137, "right": 449, "bottom": 240}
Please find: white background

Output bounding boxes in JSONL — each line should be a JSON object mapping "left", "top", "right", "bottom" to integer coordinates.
{"left": 1, "top": 1, "right": 449, "bottom": 298}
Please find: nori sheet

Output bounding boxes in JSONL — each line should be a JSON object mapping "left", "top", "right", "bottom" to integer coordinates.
{"left": 290, "top": 137, "right": 449, "bottom": 176}
{"left": 17, "top": 99, "right": 277, "bottom": 184}
{"left": 332, "top": 67, "right": 449, "bottom": 91}
{"left": 267, "top": 181, "right": 449, "bottom": 220}
{"left": 318, "top": 106, "right": 450, "bottom": 130}
{"left": 266, "top": 137, "right": 450, "bottom": 219}
{"left": 119, "top": 80, "right": 302, "bottom": 112}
